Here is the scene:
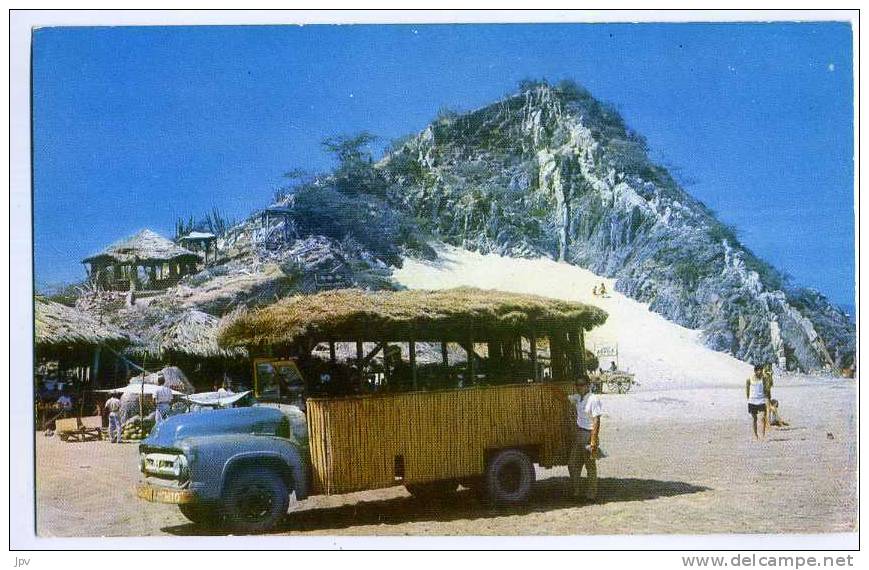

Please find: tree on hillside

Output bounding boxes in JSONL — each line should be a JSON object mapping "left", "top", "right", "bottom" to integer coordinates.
{"left": 322, "top": 132, "right": 388, "bottom": 197}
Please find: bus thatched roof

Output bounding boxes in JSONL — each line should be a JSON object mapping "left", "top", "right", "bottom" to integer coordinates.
{"left": 35, "top": 297, "right": 131, "bottom": 350}
{"left": 219, "top": 287, "right": 608, "bottom": 349}
{"left": 132, "top": 309, "right": 247, "bottom": 359}
{"left": 82, "top": 229, "right": 201, "bottom": 265}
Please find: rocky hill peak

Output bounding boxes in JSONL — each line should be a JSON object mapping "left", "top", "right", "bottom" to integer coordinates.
{"left": 380, "top": 80, "right": 854, "bottom": 372}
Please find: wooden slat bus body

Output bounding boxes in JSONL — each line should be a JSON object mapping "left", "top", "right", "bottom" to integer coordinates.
{"left": 306, "top": 382, "right": 574, "bottom": 495}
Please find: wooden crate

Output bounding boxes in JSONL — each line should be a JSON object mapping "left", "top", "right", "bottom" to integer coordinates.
{"left": 306, "top": 382, "right": 574, "bottom": 495}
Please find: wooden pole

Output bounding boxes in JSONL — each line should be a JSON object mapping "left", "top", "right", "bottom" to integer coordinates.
{"left": 530, "top": 329, "right": 538, "bottom": 381}
{"left": 329, "top": 341, "right": 336, "bottom": 364}
{"left": 409, "top": 340, "right": 417, "bottom": 390}
{"left": 467, "top": 337, "right": 476, "bottom": 385}
{"left": 356, "top": 341, "right": 364, "bottom": 381}
{"left": 578, "top": 328, "right": 586, "bottom": 377}
{"left": 91, "top": 346, "right": 102, "bottom": 387}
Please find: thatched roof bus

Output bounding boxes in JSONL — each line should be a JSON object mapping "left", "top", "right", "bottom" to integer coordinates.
{"left": 213, "top": 287, "right": 609, "bottom": 504}
{"left": 220, "top": 287, "right": 607, "bottom": 393}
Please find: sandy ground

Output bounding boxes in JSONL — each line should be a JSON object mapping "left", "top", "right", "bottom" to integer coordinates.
{"left": 35, "top": 375, "right": 856, "bottom": 537}
{"left": 35, "top": 245, "right": 856, "bottom": 536}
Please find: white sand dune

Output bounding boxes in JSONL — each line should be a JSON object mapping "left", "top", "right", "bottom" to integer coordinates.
{"left": 395, "top": 244, "right": 752, "bottom": 391}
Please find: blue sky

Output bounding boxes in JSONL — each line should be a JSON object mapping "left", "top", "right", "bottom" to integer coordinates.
{"left": 32, "top": 23, "right": 854, "bottom": 310}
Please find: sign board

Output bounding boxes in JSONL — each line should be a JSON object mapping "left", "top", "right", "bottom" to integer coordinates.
{"left": 595, "top": 344, "right": 618, "bottom": 358}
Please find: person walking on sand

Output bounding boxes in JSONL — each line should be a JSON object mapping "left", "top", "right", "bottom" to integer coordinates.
{"left": 153, "top": 377, "right": 173, "bottom": 423}
{"left": 746, "top": 364, "right": 772, "bottom": 440}
{"left": 104, "top": 391, "right": 122, "bottom": 443}
{"left": 568, "top": 377, "right": 603, "bottom": 501}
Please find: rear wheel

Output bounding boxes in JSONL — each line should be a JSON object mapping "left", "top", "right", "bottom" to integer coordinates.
{"left": 405, "top": 480, "right": 459, "bottom": 500}
{"left": 222, "top": 467, "right": 289, "bottom": 533}
{"left": 178, "top": 503, "right": 222, "bottom": 527}
{"left": 485, "top": 449, "right": 535, "bottom": 506}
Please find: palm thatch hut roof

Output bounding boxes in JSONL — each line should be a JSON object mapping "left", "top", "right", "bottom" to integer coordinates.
{"left": 82, "top": 229, "right": 201, "bottom": 265}
{"left": 219, "top": 287, "right": 608, "bottom": 349}
{"left": 35, "top": 297, "right": 132, "bottom": 352}
{"left": 132, "top": 309, "right": 247, "bottom": 359}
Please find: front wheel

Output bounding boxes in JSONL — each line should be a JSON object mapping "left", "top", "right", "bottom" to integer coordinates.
{"left": 485, "top": 449, "right": 535, "bottom": 506}
{"left": 222, "top": 468, "right": 289, "bottom": 533}
{"left": 179, "top": 502, "right": 222, "bottom": 527}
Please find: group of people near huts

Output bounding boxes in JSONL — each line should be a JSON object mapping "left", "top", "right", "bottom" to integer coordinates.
{"left": 100, "top": 375, "right": 238, "bottom": 443}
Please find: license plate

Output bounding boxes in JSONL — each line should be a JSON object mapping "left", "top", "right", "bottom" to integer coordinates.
{"left": 137, "top": 484, "right": 193, "bottom": 504}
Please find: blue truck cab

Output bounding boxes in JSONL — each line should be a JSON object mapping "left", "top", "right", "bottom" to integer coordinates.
{"left": 136, "top": 405, "right": 310, "bottom": 532}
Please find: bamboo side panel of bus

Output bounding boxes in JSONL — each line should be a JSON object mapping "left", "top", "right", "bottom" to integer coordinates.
{"left": 306, "top": 382, "right": 575, "bottom": 496}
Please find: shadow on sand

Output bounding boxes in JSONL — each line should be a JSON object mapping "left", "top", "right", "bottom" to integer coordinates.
{"left": 162, "top": 476, "right": 710, "bottom": 536}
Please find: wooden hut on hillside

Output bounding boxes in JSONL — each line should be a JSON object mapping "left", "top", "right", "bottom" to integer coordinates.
{"left": 35, "top": 296, "right": 133, "bottom": 386}
{"left": 178, "top": 231, "right": 218, "bottom": 264}
{"left": 129, "top": 309, "right": 248, "bottom": 390}
{"left": 82, "top": 229, "right": 202, "bottom": 292}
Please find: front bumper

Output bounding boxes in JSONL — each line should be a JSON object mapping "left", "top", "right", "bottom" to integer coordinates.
{"left": 136, "top": 482, "right": 196, "bottom": 505}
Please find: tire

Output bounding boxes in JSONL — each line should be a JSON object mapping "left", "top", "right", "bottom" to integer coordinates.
{"left": 178, "top": 502, "right": 222, "bottom": 527}
{"left": 484, "top": 449, "right": 535, "bottom": 506}
{"left": 405, "top": 480, "right": 459, "bottom": 500}
{"left": 222, "top": 467, "right": 289, "bottom": 533}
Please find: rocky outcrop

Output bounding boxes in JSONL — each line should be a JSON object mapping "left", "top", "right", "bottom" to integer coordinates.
{"left": 379, "top": 81, "right": 854, "bottom": 372}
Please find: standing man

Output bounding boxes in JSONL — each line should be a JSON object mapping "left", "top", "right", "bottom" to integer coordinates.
{"left": 104, "top": 391, "right": 122, "bottom": 443}
{"left": 746, "top": 364, "right": 772, "bottom": 440}
{"left": 153, "top": 377, "right": 173, "bottom": 423}
{"left": 568, "top": 377, "right": 603, "bottom": 502}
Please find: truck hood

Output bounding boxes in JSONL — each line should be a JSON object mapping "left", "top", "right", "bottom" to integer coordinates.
{"left": 142, "top": 406, "right": 291, "bottom": 449}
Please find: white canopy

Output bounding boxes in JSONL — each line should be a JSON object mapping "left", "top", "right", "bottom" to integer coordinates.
{"left": 184, "top": 390, "right": 252, "bottom": 407}
{"left": 96, "top": 384, "right": 185, "bottom": 396}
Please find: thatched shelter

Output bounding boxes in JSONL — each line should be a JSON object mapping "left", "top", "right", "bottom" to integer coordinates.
{"left": 130, "top": 309, "right": 248, "bottom": 390}
{"left": 35, "top": 297, "right": 131, "bottom": 358}
{"left": 136, "top": 309, "right": 245, "bottom": 359}
{"left": 35, "top": 296, "right": 134, "bottom": 390}
{"left": 219, "top": 287, "right": 607, "bottom": 348}
{"left": 219, "top": 287, "right": 607, "bottom": 387}
{"left": 82, "top": 229, "right": 202, "bottom": 292}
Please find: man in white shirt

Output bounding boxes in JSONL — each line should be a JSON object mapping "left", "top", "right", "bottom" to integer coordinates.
{"left": 567, "top": 377, "right": 603, "bottom": 502}
{"left": 153, "top": 377, "right": 173, "bottom": 423}
{"left": 104, "top": 392, "right": 122, "bottom": 443}
{"left": 746, "top": 364, "right": 772, "bottom": 440}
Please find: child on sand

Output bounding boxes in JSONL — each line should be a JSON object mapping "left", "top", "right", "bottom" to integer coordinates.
{"left": 768, "top": 399, "right": 789, "bottom": 427}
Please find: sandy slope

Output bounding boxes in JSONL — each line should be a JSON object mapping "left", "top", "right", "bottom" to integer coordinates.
{"left": 394, "top": 244, "right": 753, "bottom": 391}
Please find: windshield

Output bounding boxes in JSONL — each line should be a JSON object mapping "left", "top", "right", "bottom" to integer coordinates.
{"left": 256, "top": 360, "right": 306, "bottom": 408}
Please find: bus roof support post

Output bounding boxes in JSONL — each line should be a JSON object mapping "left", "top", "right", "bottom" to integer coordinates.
{"left": 467, "top": 336, "right": 476, "bottom": 386}
{"left": 409, "top": 340, "right": 417, "bottom": 390}
{"left": 530, "top": 329, "right": 538, "bottom": 381}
